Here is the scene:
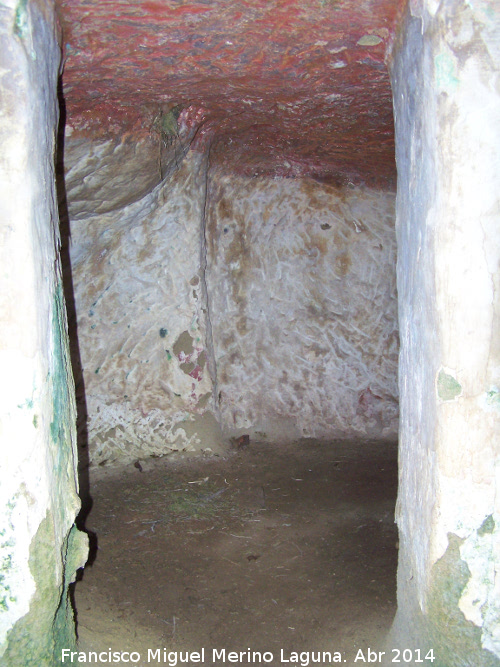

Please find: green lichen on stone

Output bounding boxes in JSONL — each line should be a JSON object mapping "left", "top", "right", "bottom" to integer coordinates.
{"left": 435, "top": 51, "right": 459, "bottom": 91}
{"left": 437, "top": 369, "right": 462, "bottom": 401}
{"left": 2, "top": 514, "right": 82, "bottom": 667}
{"left": 160, "top": 107, "right": 180, "bottom": 136}
{"left": 0, "top": 548, "right": 16, "bottom": 612}
{"left": 154, "top": 107, "right": 181, "bottom": 146}
{"left": 478, "top": 515, "right": 495, "bottom": 537}
{"left": 53, "top": 525, "right": 88, "bottom": 656}
{"left": 0, "top": 505, "right": 17, "bottom": 613}
{"left": 17, "top": 398, "right": 34, "bottom": 410}
{"left": 48, "top": 279, "right": 83, "bottom": 542}
{"left": 49, "top": 282, "right": 75, "bottom": 457}
{"left": 13, "top": 0, "right": 28, "bottom": 38}
{"left": 425, "top": 533, "right": 500, "bottom": 667}
{"left": 485, "top": 387, "right": 500, "bottom": 410}
{"left": 357, "top": 34, "right": 383, "bottom": 46}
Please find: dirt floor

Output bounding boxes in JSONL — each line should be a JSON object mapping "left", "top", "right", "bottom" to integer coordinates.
{"left": 73, "top": 440, "right": 399, "bottom": 666}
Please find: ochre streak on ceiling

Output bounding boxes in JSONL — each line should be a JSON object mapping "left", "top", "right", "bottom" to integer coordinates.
{"left": 56, "top": 0, "right": 403, "bottom": 185}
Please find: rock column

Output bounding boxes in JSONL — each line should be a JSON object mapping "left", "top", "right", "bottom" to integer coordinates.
{"left": 389, "top": 1, "right": 500, "bottom": 663}
{"left": 0, "top": 0, "right": 87, "bottom": 663}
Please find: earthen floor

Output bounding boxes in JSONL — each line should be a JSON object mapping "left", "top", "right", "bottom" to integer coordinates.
{"left": 74, "top": 440, "right": 398, "bottom": 666}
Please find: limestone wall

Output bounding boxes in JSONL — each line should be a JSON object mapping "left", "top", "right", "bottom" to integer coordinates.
{"left": 0, "top": 0, "right": 87, "bottom": 663}
{"left": 389, "top": 0, "right": 500, "bottom": 663}
{"left": 68, "top": 149, "right": 223, "bottom": 465}
{"left": 67, "top": 140, "right": 399, "bottom": 465}
{"left": 205, "top": 173, "right": 399, "bottom": 442}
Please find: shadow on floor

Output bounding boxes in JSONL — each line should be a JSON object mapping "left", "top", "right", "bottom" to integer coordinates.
{"left": 74, "top": 439, "right": 399, "bottom": 665}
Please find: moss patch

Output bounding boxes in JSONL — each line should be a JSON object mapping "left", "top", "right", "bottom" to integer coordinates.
{"left": 391, "top": 532, "right": 500, "bottom": 666}
{"left": 425, "top": 533, "right": 500, "bottom": 667}
{"left": 437, "top": 369, "right": 462, "bottom": 401}
{"left": 1, "top": 279, "right": 88, "bottom": 665}
{"left": 478, "top": 515, "right": 495, "bottom": 537}
{"left": 2, "top": 514, "right": 80, "bottom": 667}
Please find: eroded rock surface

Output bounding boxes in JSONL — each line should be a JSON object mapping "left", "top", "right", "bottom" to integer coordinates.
{"left": 0, "top": 0, "right": 87, "bottom": 662}
{"left": 206, "top": 173, "right": 398, "bottom": 441}
{"left": 67, "top": 140, "right": 398, "bottom": 465}
{"left": 56, "top": 0, "right": 402, "bottom": 186}
{"left": 69, "top": 150, "right": 223, "bottom": 464}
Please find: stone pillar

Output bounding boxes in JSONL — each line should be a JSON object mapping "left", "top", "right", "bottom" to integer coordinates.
{"left": 0, "top": 0, "right": 87, "bottom": 664}
{"left": 389, "top": 0, "right": 500, "bottom": 663}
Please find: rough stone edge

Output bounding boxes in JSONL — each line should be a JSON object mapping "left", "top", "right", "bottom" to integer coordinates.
{"left": 386, "top": 1, "right": 500, "bottom": 664}
{"left": 0, "top": 0, "right": 88, "bottom": 663}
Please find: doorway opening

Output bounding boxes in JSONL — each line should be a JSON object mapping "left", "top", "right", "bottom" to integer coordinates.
{"left": 58, "top": 139, "right": 400, "bottom": 665}
{"left": 54, "top": 0, "right": 402, "bottom": 662}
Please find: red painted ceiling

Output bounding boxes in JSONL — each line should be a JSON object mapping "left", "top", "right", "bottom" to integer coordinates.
{"left": 56, "top": 0, "right": 403, "bottom": 185}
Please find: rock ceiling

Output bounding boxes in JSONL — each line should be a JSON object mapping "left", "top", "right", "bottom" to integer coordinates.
{"left": 56, "top": 0, "right": 404, "bottom": 185}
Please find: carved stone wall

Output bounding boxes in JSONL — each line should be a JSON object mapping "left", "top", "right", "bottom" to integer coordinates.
{"left": 205, "top": 172, "right": 398, "bottom": 442}
{"left": 67, "top": 138, "right": 399, "bottom": 465}
{"left": 68, "top": 149, "right": 223, "bottom": 465}
{"left": 389, "top": 1, "right": 500, "bottom": 662}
